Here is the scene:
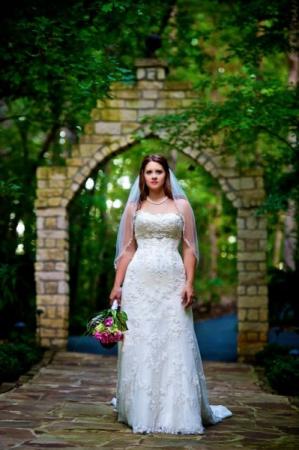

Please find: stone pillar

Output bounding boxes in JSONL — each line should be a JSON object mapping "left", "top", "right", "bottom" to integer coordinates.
{"left": 35, "top": 167, "right": 69, "bottom": 348}
{"left": 237, "top": 208, "right": 268, "bottom": 361}
{"left": 135, "top": 58, "right": 168, "bottom": 81}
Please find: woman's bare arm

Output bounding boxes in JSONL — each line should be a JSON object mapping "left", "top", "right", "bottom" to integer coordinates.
{"left": 181, "top": 241, "right": 196, "bottom": 308}
{"left": 109, "top": 241, "right": 136, "bottom": 304}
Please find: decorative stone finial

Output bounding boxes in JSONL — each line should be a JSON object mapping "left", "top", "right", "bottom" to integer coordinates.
{"left": 135, "top": 58, "right": 168, "bottom": 81}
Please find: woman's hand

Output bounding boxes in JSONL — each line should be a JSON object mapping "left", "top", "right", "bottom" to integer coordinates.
{"left": 109, "top": 285, "right": 122, "bottom": 306}
{"left": 181, "top": 282, "right": 195, "bottom": 309}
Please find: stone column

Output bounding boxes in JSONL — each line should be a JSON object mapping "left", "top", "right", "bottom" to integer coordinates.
{"left": 35, "top": 167, "right": 69, "bottom": 348}
{"left": 237, "top": 208, "right": 268, "bottom": 361}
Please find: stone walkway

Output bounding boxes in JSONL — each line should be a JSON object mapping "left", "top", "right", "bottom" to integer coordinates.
{"left": 0, "top": 351, "right": 298, "bottom": 449}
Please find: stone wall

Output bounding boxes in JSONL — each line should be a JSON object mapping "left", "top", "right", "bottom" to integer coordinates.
{"left": 35, "top": 59, "right": 268, "bottom": 360}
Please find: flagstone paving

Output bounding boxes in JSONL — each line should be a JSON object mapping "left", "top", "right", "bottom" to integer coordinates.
{"left": 0, "top": 351, "right": 298, "bottom": 449}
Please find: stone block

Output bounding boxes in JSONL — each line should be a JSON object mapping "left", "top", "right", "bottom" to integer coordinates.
{"left": 259, "top": 239, "right": 267, "bottom": 250}
{"left": 237, "top": 286, "right": 246, "bottom": 295}
{"left": 157, "top": 67, "right": 166, "bottom": 80}
{"left": 238, "top": 321, "right": 268, "bottom": 332}
{"left": 37, "top": 248, "right": 66, "bottom": 261}
{"left": 247, "top": 309, "right": 259, "bottom": 321}
{"left": 246, "top": 216, "right": 258, "bottom": 230}
{"left": 99, "top": 109, "right": 120, "bottom": 121}
{"left": 237, "top": 240, "right": 245, "bottom": 251}
{"left": 40, "top": 328, "right": 57, "bottom": 337}
{"left": 41, "top": 318, "right": 65, "bottom": 328}
{"left": 44, "top": 239, "right": 55, "bottom": 248}
{"left": 49, "top": 179, "right": 65, "bottom": 188}
{"left": 245, "top": 262, "right": 260, "bottom": 271}
{"left": 247, "top": 332, "right": 259, "bottom": 342}
{"left": 167, "top": 91, "right": 186, "bottom": 99}
{"left": 58, "top": 280, "right": 69, "bottom": 294}
{"left": 37, "top": 180, "right": 47, "bottom": 189}
{"left": 37, "top": 294, "right": 68, "bottom": 305}
{"left": 37, "top": 208, "right": 66, "bottom": 217}
{"left": 137, "top": 81, "right": 164, "bottom": 90}
{"left": 41, "top": 337, "right": 51, "bottom": 346}
{"left": 37, "top": 217, "right": 44, "bottom": 231}
{"left": 237, "top": 261, "right": 245, "bottom": 270}
{"left": 44, "top": 306, "right": 56, "bottom": 319}
{"left": 44, "top": 217, "right": 57, "bottom": 229}
{"left": 43, "top": 262, "right": 56, "bottom": 271}
{"left": 113, "top": 89, "right": 141, "bottom": 100}
{"left": 104, "top": 99, "right": 126, "bottom": 108}
{"left": 78, "top": 144, "right": 99, "bottom": 158}
{"left": 57, "top": 306, "right": 69, "bottom": 319}
{"left": 45, "top": 282, "right": 58, "bottom": 294}
{"left": 259, "top": 331, "right": 268, "bottom": 342}
{"left": 124, "top": 99, "right": 155, "bottom": 109}
{"left": 247, "top": 286, "right": 257, "bottom": 295}
{"left": 238, "top": 271, "right": 266, "bottom": 285}
{"left": 38, "top": 271, "right": 67, "bottom": 281}
{"left": 57, "top": 216, "right": 68, "bottom": 230}
{"left": 156, "top": 99, "right": 183, "bottom": 109}
{"left": 245, "top": 240, "right": 259, "bottom": 251}
{"left": 238, "top": 230, "right": 267, "bottom": 239}
{"left": 237, "top": 218, "right": 245, "bottom": 229}
{"left": 137, "top": 67, "right": 145, "bottom": 79}
{"left": 228, "top": 178, "right": 240, "bottom": 190}
{"left": 55, "top": 262, "right": 68, "bottom": 271}
{"left": 239, "top": 177, "right": 255, "bottom": 190}
{"left": 36, "top": 281, "right": 45, "bottom": 294}
{"left": 238, "top": 309, "right": 247, "bottom": 321}
{"left": 238, "top": 251, "right": 266, "bottom": 262}
{"left": 138, "top": 109, "right": 161, "bottom": 120}
{"left": 37, "top": 167, "right": 51, "bottom": 179}
{"left": 142, "top": 90, "right": 159, "bottom": 99}
{"left": 258, "top": 286, "right": 268, "bottom": 295}
{"left": 259, "top": 262, "right": 267, "bottom": 271}
{"left": 90, "top": 108, "right": 101, "bottom": 120}
{"left": 227, "top": 192, "right": 237, "bottom": 202}
{"left": 238, "top": 296, "right": 268, "bottom": 308}
{"left": 48, "top": 198, "right": 62, "bottom": 207}
{"left": 95, "top": 122, "right": 121, "bottom": 135}
{"left": 84, "top": 123, "right": 94, "bottom": 134}
{"left": 259, "top": 308, "right": 268, "bottom": 321}
{"left": 50, "top": 338, "right": 68, "bottom": 347}
{"left": 121, "top": 122, "right": 140, "bottom": 134}
{"left": 164, "top": 81, "right": 193, "bottom": 90}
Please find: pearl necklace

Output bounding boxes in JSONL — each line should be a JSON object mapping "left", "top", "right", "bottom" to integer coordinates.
{"left": 146, "top": 196, "right": 168, "bottom": 205}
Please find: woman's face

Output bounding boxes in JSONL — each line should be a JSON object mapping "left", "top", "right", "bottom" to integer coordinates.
{"left": 143, "top": 161, "right": 166, "bottom": 192}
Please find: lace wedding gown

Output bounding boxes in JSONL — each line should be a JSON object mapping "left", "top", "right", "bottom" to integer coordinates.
{"left": 115, "top": 210, "right": 232, "bottom": 434}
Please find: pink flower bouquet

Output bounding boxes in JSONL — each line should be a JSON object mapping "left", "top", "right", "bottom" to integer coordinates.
{"left": 86, "top": 300, "right": 128, "bottom": 348}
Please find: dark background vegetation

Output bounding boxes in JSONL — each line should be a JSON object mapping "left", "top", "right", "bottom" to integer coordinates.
{"left": 0, "top": 0, "right": 298, "bottom": 345}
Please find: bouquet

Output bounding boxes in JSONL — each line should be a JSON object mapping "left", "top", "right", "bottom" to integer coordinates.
{"left": 86, "top": 300, "right": 128, "bottom": 348}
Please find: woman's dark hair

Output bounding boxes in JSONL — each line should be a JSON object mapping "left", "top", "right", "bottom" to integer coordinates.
{"left": 138, "top": 154, "right": 173, "bottom": 204}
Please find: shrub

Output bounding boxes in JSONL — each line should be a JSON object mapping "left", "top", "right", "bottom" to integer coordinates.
{"left": 266, "top": 356, "right": 299, "bottom": 396}
{"left": 0, "top": 349, "right": 21, "bottom": 381}
{"left": 0, "top": 340, "right": 44, "bottom": 383}
{"left": 255, "top": 343, "right": 290, "bottom": 368}
{"left": 255, "top": 343, "right": 299, "bottom": 396}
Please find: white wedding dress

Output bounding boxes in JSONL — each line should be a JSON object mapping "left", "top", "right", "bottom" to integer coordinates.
{"left": 114, "top": 210, "right": 232, "bottom": 434}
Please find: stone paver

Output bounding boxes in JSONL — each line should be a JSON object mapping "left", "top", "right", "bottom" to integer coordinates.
{"left": 0, "top": 351, "right": 298, "bottom": 449}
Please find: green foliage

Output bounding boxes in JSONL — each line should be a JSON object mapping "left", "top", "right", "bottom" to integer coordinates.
{"left": 266, "top": 356, "right": 299, "bottom": 396}
{"left": 0, "top": 336, "right": 44, "bottom": 383}
{"left": 255, "top": 344, "right": 299, "bottom": 396}
{"left": 267, "top": 268, "right": 299, "bottom": 326}
{"left": 255, "top": 343, "right": 290, "bottom": 367}
{"left": 0, "top": 0, "right": 174, "bottom": 337}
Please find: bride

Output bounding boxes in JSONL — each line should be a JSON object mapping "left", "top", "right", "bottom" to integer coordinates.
{"left": 109, "top": 154, "right": 232, "bottom": 434}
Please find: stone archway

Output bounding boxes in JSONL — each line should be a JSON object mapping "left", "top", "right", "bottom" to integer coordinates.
{"left": 35, "top": 59, "right": 268, "bottom": 361}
